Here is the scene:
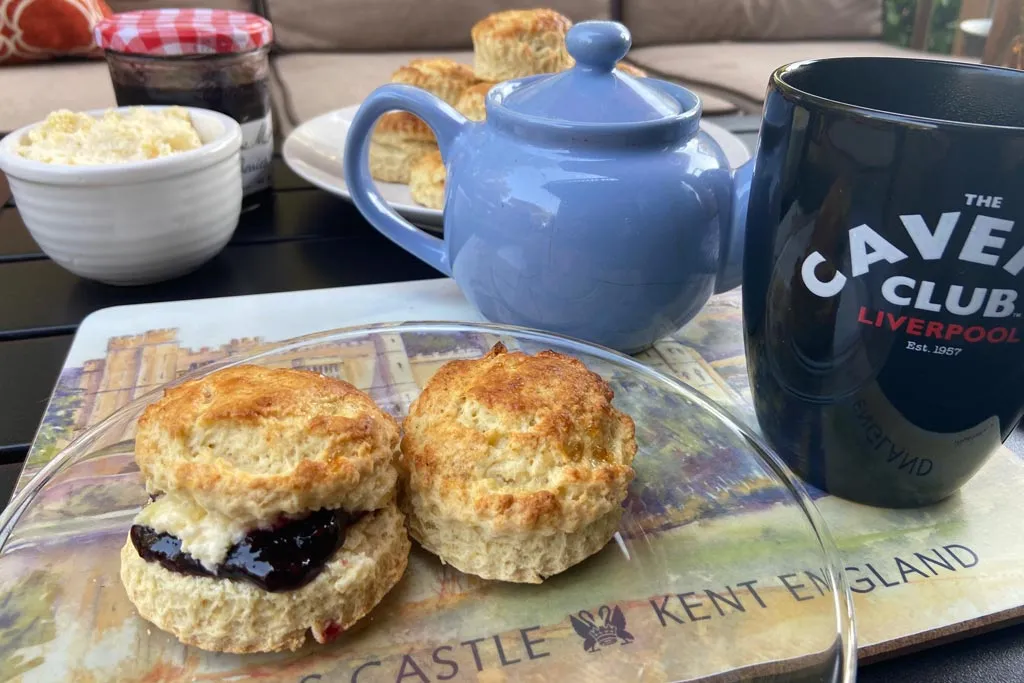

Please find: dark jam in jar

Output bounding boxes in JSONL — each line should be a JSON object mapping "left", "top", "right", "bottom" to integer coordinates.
{"left": 130, "top": 508, "right": 360, "bottom": 592}
{"left": 111, "top": 59, "right": 270, "bottom": 124}
{"left": 95, "top": 11, "right": 275, "bottom": 196}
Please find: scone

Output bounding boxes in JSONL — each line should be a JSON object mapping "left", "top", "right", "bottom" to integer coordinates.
{"left": 616, "top": 62, "right": 647, "bottom": 78}
{"left": 471, "top": 9, "right": 573, "bottom": 81}
{"left": 121, "top": 365, "right": 410, "bottom": 653}
{"left": 400, "top": 343, "right": 637, "bottom": 583}
{"left": 369, "top": 113, "right": 437, "bottom": 184}
{"left": 370, "top": 58, "right": 477, "bottom": 183}
{"left": 392, "top": 58, "right": 479, "bottom": 108}
{"left": 409, "top": 149, "right": 445, "bottom": 210}
{"left": 455, "top": 81, "right": 495, "bottom": 122}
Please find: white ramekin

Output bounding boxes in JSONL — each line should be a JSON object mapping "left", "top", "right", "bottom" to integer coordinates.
{"left": 0, "top": 106, "right": 243, "bottom": 286}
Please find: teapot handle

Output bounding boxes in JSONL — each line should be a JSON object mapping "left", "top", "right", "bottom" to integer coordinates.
{"left": 343, "top": 85, "right": 468, "bottom": 277}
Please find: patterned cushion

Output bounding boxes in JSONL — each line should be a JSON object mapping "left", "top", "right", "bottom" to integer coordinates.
{"left": 0, "top": 0, "right": 112, "bottom": 64}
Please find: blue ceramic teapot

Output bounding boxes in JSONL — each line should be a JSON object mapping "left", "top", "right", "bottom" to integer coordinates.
{"left": 344, "top": 21, "right": 752, "bottom": 352}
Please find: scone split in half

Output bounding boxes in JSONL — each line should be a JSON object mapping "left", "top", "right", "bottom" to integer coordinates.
{"left": 400, "top": 343, "right": 637, "bottom": 583}
{"left": 121, "top": 365, "right": 410, "bottom": 654}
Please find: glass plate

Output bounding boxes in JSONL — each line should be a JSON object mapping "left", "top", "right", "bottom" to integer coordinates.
{"left": 0, "top": 322, "right": 855, "bottom": 682}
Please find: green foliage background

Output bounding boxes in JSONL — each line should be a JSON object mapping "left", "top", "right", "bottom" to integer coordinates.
{"left": 885, "top": 0, "right": 964, "bottom": 54}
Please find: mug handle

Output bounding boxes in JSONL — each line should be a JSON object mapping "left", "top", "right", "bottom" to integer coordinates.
{"left": 343, "top": 84, "right": 468, "bottom": 277}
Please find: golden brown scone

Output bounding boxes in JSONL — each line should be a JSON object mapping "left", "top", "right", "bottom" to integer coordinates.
{"left": 121, "top": 504, "right": 410, "bottom": 653}
{"left": 409, "top": 149, "right": 445, "bottom": 210}
{"left": 370, "top": 59, "right": 476, "bottom": 183}
{"left": 369, "top": 113, "right": 437, "bottom": 184}
{"left": 135, "top": 364, "right": 400, "bottom": 523}
{"left": 391, "top": 58, "right": 479, "bottom": 107}
{"left": 400, "top": 342, "right": 637, "bottom": 583}
{"left": 373, "top": 111, "right": 433, "bottom": 141}
{"left": 455, "top": 82, "right": 495, "bottom": 122}
{"left": 616, "top": 62, "right": 647, "bottom": 78}
{"left": 472, "top": 9, "right": 573, "bottom": 81}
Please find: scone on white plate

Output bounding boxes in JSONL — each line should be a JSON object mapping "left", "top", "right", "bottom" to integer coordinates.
{"left": 409, "top": 148, "right": 446, "bottom": 210}
{"left": 121, "top": 364, "right": 410, "bottom": 653}
{"left": 407, "top": 81, "right": 496, "bottom": 210}
{"left": 471, "top": 8, "right": 574, "bottom": 81}
{"left": 370, "top": 58, "right": 478, "bottom": 184}
{"left": 369, "top": 112, "right": 438, "bottom": 184}
{"left": 391, "top": 57, "right": 479, "bottom": 108}
{"left": 400, "top": 342, "right": 637, "bottom": 583}
{"left": 455, "top": 81, "right": 496, "bottom": 122}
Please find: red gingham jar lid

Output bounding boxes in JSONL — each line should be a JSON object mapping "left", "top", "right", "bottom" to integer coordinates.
{"left": 94, "top": 9, "right": 273, "bottom": 56}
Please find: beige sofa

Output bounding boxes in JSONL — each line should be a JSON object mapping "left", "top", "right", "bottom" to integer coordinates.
{"left": 0, "top": 0, "right": 965, "bottom": 135}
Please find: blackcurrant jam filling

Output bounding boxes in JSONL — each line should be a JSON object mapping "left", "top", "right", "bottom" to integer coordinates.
{"left": 130, "top": 508, "right": 359, "bottom": 592}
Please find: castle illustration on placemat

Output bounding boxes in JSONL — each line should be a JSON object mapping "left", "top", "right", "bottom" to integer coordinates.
{"left": 28, "top": 297, "right": 750, "bottom": 473}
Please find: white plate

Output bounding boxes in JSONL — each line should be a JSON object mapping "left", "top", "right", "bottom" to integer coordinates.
{"left": 283, "top": 104, "right": 754, "bottom": 230}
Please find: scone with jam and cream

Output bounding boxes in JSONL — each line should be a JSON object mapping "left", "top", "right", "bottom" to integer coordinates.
{"left": 120, "top": 364, "right": 410, "bottom": 653}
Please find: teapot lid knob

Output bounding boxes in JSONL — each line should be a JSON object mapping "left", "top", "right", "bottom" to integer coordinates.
{"left": 566, "top": 21, "right": 631, "bottom": 73}
{"left": 493, "top": 18, "right": 691, "bottom": 126}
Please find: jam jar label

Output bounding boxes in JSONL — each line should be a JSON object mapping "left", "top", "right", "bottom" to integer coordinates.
{"left": 240, "top": 113, "right": 274, "bottom": 195}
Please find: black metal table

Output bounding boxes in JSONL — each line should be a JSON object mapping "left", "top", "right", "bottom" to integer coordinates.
{"left": 0, "top": 116, "right": 1022, "bottom": 682}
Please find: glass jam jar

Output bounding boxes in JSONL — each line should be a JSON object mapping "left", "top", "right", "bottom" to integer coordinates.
{"left": 94, "top": 10, "right": 274, "bottom": 196}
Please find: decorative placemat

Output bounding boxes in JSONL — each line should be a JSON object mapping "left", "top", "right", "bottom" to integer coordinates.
{"left": 15, "top": 278, "right": 1024, "bottom": 661}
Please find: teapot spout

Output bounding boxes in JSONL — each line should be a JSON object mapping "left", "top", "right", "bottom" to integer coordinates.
{"left": 715, "top": 159, "right": 754, "bottom": 294}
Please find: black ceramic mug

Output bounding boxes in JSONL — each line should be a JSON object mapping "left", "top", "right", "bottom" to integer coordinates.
{"left": 742, "top": 58, "right": 1024, "bottom": 508}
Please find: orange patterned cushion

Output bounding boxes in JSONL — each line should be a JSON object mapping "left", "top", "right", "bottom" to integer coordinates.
{"left": 1, "top": 0, "right": 113, "bottom": 64}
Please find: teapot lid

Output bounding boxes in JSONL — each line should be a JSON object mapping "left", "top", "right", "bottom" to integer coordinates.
{"left": 497, "top": 21, "right": 683, "bottom": 124}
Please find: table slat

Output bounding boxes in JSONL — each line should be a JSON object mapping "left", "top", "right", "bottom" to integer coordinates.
{"left": 232, "top": 189, "right": 370, "bottom": 244}
{"left": 0, "top": 462, "right": 25, "bottom": 508}
{"left": 271, "top": 155, "right": 314, "bottom": 191}
{"left": 0, "top": 444, "right": 29, "bottom": 465}
{"left": 0, "top": 206, "right": 43, "bottom": 260}
{"left": 0, "top": 188, "right": 370, "bottom": 263}
{"left": 0, "top": 334, "right": 72, "bottom": 457}
{"left": 860, "top": 621, "right": 1024, "bottom": 683}
{"left": 0, "top": 236, "right": 441, "bottom": 339}
{"left": 0, "top": 171, "right": 10, "bottom": 207}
